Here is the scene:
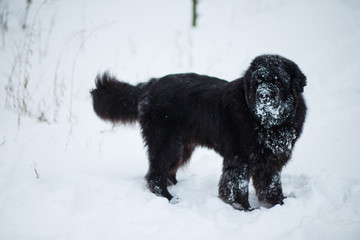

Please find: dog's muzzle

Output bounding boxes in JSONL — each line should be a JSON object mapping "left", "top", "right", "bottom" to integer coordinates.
{"left": 256, "top": 83, "right": 280, "bottom": 107}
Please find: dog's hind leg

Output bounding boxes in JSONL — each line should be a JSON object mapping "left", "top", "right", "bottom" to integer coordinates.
{"left": 146, "top": 169, "right": 174, "bottom": 201}
{"left": 167, "top": 142, "right": 195, "bottom": 186}
{"left": 145, "top": 134, "right": 185, "bottom": 202}
{"left": 167, "top": 173, "right": 177, "bottom": 186}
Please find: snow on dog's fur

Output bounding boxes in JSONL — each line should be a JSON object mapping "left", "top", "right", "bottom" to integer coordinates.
{"left": 91, "top": 54, "right": 307, "bottom": 210}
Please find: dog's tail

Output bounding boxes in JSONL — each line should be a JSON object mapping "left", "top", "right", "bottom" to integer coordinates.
{"left": 90, "top": 72, "right": 141, "bottom": 124}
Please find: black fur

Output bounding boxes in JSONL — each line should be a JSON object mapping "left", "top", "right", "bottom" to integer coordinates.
{"left": 91, "top": 54, "right": 307, "bottom": 210}
{"left": 91, "top": 73, "right": 140, "bottom": 123}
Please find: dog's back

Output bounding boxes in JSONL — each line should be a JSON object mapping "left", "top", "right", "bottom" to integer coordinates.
{"left": 91, "top": 72, "right": 228, "bottom": 126}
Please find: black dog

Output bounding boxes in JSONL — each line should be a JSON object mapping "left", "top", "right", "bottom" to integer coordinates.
{"left": 91, "top": 54, "right": 307, "bottom": 210}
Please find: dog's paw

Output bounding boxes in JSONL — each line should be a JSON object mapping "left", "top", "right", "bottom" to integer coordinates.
{"left": 231, "top": 203, "right": 257, "bottom": 211}
{"left": 169, "top": 196, "right": 180, "bottom": 204}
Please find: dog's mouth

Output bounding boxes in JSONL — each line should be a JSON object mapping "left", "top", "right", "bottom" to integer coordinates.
{"left": 254, "top": 83, "right": 292, "bottom": 128}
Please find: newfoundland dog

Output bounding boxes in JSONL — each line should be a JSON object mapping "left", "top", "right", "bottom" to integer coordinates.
{"left": 91, "top": 54, "right": 307, "bottom": 211}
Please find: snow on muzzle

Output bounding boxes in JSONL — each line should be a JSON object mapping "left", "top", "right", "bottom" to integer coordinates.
{"left": 256, "top": 83, "right": 280, "bottom": 107}
{"left": 254, "top": 82, "right": 285, "bottom": 127}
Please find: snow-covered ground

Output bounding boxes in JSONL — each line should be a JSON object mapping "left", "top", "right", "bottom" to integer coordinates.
{"left": 1, "top": 0, "right": 360, "bottom": 239}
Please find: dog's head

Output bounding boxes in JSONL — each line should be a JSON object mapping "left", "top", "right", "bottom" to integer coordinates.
{"left": 244, "top": 55, "right": 306, "bottom": 128}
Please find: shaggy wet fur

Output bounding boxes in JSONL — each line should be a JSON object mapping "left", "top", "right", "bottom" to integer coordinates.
{"left": 91, "top": 54, "right": 307, "bottom": 210}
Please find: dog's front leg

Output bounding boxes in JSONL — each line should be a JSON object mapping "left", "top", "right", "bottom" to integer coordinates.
{"left": 219, "top": 160, "right": 252, "bottom": 211}
{"left": 253, "top": 171, "right": 285, "bottom": 207}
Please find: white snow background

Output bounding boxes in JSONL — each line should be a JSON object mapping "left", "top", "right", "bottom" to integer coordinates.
{"left": 1, "top": 0, "right": 360, "bottom": 239}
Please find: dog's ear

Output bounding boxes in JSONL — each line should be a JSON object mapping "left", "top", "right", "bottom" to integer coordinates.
{"left": 288, "top": 61, "right": 307, "bottom": 95}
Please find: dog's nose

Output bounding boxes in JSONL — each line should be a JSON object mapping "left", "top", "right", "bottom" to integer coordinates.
{"left": 258, "top": 90, "right": 271, "bottom": 100}
{"left": 257, "top": 88, "right": 272, "bottom": 103}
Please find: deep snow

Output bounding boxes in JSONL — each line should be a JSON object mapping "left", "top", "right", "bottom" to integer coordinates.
{"left": 0, "top": 0, "right": 360, "bottom": 239}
